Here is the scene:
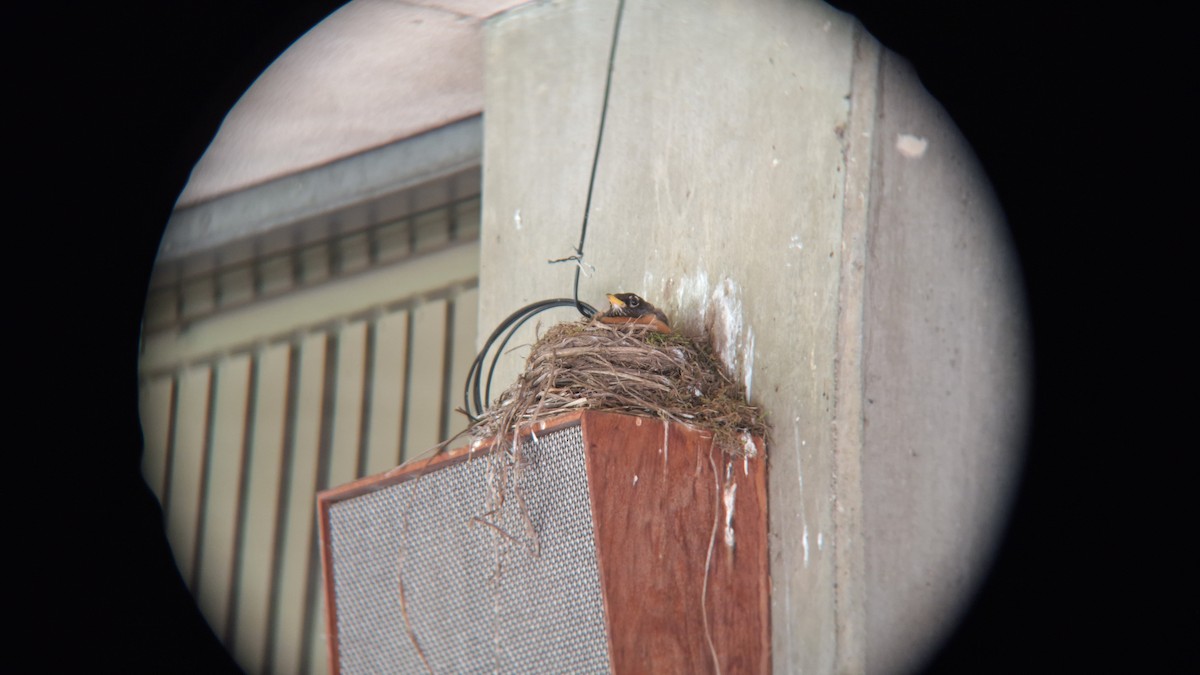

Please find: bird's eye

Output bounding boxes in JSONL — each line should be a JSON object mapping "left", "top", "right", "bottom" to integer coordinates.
{"left": 628, "top": 295, "right": 640, "bottom": 307}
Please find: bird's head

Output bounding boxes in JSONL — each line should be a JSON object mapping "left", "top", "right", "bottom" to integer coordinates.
{"left": 606, "top": 292, "right": 647, "bottom": 314}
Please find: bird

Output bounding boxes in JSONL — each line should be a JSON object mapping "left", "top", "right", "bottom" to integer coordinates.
{"left": 596, "top": 292, "right": 671, "bottom": 334}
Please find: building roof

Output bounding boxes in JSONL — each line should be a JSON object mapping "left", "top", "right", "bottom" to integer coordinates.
{"left": 177, "top": 0, "right": 527, "bottom": 207}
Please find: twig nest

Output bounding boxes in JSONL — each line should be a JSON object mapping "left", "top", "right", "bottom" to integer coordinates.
{"left": 470, "top": 319, "right": 768, "bottom": 456}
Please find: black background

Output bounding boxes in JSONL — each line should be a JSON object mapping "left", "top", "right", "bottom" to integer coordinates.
{"left": 10, "top": 1, "right": 1186, "bottom": 672}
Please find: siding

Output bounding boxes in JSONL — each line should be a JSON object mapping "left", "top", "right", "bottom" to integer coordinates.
{"left": 139, "top": 169, "right": 481, "bottom": 674}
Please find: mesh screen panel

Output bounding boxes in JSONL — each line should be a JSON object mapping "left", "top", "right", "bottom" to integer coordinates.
{"left": 327, "top": 423, "right": 612, "bottom": 673}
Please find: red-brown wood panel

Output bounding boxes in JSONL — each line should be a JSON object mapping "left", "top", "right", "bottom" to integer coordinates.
{"left": 318, "top": 410, "right": 768, "bottom": 674}
{"left": 582, "top": 411, "right": 769, "bottom": 675}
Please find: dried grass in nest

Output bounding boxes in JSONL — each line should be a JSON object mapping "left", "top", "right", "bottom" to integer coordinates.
{"left": 470, "top": 319, "right": 769, "bottom": 456}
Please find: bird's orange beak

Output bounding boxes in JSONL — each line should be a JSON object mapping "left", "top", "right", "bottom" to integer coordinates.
{"left": 606, "top": 293, "right": 625, "bottom": 308}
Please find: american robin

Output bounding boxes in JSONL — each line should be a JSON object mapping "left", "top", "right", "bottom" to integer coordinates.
{"left": 596, "top": 292, "right": 671, "bottom": 334}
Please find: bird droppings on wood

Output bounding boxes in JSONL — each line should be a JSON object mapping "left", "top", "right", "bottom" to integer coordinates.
{"left": 468, "top": 318, "right": 770, "bottom": 456}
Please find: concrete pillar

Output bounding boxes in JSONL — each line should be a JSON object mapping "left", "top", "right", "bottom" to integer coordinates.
{"left": 479, "top": 2, "right": 1027, "bottom": 673}
{"left": 857, "top": 49, "right": 1028, "bottom": 674}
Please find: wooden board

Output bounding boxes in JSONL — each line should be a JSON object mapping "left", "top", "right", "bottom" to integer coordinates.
{"left": 582, "top": 411, "right": 770, "bottom": 675}
{"left": 318, "top": 410, "right": 769, "bottom": 674}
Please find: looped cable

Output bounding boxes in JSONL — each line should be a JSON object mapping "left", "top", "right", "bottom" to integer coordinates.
{"left": 462, "top": 298, "right": 597, "bottom": 421}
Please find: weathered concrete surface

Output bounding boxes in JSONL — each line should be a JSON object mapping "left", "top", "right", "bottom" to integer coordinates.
{"left": 483, "top": 2, "right": 856, "bottom": 672}
{"left": 832, "top": 30, "right": 882, "bottom": 674}
{"left": 480, "top": 1, "right": 1027, "bottom": 674}
{"left": 860, "top": 51, "right": 1028, "bottom": 675}
{"left": 479, "top": 0, "right": 628, "bottom": 378}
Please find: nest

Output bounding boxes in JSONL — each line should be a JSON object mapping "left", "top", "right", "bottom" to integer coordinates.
{"left": 469, "top": 319, "right": 769, "bottom": 456}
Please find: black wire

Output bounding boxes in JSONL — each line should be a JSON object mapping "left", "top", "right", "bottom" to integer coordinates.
{"left": 481, "top": 299, "right": 595, "bottom": 413}
{"left": 461, "top": 0, "right": 625, "bottom": 423}
{"left": 572, "top": 0, "right": 626, "bottom": 317}
{"left": 462, "top": 299, "right": 596, "bottom": 420}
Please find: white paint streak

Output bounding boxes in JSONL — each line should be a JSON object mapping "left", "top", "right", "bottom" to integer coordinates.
{"left": 743, "top": 328, "right": 755, "bottom": 400}
{"left": 896, "top": 133, "right": 928, "bottom": 158}
{"left": 789, "top": 234, "right": 804, "bottom": 250}
{"left": 707, "top": 278, "right": 754, "bottom": 401}
{"left": 674, "top": 270, "right": 711, "bottom": 330}
{"left": 817, "top": 531, "right": 824, "bottom": 551}
{"left": 513, "top": 208, "right": 522, "bottom": 229}
{"left": 740, "top": 431, "right": 756, "bottom": 458}
{"left": 794, "top": 416, "right": 808, "bottom": 567}
{"left": 723, "top": 480, "right": 738, "bottom": 550}
{"left": 662, "top": 420, "right": 670, "bottom": 472}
